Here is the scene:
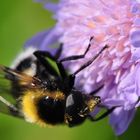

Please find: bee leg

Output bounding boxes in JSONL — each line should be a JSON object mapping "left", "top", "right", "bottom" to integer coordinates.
{"left": 88, "top": 107, "right": 115, "bottom": 122}
{"left": 71, "top": 45, "right": 108, "bottom": 76}
{"left": 60, "top": 39, "right": 108, "bottom": 80}
{"left": 57, "top": 37, "right": 93, "bottom": 88}
{"left": 59, "top": 37, "right": 93, "bottom": 63}
{"left": 89, "top": 85, "right": 104, "bottom": 96}
{"left": 54, "top": 43, "right": 63, "bottom": 59}
{"left": 0, "top": 96, "right": 20, "bottom": 117}
{"left": 34, "top": 51, "right": 61, "bottom": 76}
{"left": 34, "top": 51, "right": 67, "bottom": 79}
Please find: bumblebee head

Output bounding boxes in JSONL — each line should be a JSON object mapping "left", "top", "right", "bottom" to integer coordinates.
{"left": 65, "top": 90, "right": 101, "bottom": 126}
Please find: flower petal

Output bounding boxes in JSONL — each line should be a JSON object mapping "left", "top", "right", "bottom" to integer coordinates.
{"left": 130, "top": 30, "right": 140, "bottom": 48}
{"left": 110, "top": 107, "right": 136, "bottom": 135}
{"left": 25, "top": 0, "right": 140, "bottom": 135}
{"left": 24, "top": 28, "right": 61, "bottom": 54}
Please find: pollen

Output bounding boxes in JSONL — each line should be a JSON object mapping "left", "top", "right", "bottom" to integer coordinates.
{"left": 87, "top": 99, "right": 99, "bottom": 112}
{"left": 87, "top": 21, "right": 96, "bottom": 29}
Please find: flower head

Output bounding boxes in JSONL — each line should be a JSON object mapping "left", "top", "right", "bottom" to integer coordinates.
{"left": 26, "top": 0, "right": 140, "bottom": 135}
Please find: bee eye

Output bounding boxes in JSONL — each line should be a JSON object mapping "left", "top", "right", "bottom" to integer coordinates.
{"left": 66, "top": 94, "right": 74, "bottom": 108}
{"left": 65, "top": 92, "right": 86, "bottom": 126}
{"left": 65, "top": 92, "right": 84, "bottom": 114}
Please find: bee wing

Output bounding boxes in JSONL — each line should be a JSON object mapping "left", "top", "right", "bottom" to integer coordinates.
{"left": 0, "top": 65, "right": 40, "bottom": 117}
{"left": 0, "top": 65, "right": 41, "bottom": 88}
{"left": 0, "top": 81, "right": 19, "bottom": 117}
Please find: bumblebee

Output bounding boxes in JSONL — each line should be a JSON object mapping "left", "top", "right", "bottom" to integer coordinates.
{"left": 0, "top": 37, "right": 113, "bottom": 127}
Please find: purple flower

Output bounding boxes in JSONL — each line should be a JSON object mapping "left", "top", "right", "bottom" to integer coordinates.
{"left": 26, "top": 0, "right": 140, "bottom": 135}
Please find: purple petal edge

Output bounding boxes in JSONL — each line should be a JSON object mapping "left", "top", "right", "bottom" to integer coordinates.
{"left": 110, "top": 107, "right": 136, "bottom": 135}
{"left": 24, "top": 28, "right": 61, "bottom": 55}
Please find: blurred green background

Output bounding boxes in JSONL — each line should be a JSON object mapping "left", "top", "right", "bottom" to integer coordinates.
{"left": 0, "top": 1, "right": 140, "bottom": 140}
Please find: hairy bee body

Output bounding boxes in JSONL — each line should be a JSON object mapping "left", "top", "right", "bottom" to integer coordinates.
{"left": 0, "top": 39, "right": 109, "bottom": 127}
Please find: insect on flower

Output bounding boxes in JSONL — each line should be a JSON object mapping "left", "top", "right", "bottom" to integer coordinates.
{"left": 0, "top": 37, "right": 112, "bottom": 127}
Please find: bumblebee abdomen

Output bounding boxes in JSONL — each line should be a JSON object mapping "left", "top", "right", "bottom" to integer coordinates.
{"left": 21, "top": 90, "right": 66, "bottom": 126}
{"left": 37, "top": 97, "right": 65, "bottom": 124}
